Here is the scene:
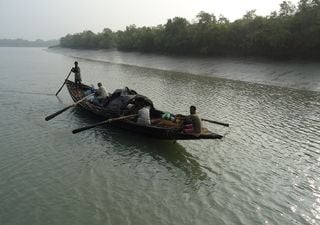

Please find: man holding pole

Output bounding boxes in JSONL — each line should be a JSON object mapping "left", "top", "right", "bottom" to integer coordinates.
{"left": 71, "top": 61, "right": 82, "bottom": 84}
{"left": 55, "top": 61, "right": 82, "bottom": 96}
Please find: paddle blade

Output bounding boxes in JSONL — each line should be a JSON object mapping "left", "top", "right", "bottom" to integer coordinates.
{"left": 45, "top": 105, "right": 72, "bottom": 121}
{"left": 202, "top": 119, "right": 229, "bottom": 127}
{"left": 211, "top": 121, "right": 229, "bottom": 127}
{"left": 55, "top": 85, "right": 64, "bottom": 96}
{"left": 72, "top": 125, "right": 95, "bottom": 134}
{"left": 55, "top": 70, "right": 72, "bottom": 96}
{"left": 72, "top": 121, "right": 108, "bottom": 134}
{"left": 72, "top": 114, "right": 137, "bottom": 134}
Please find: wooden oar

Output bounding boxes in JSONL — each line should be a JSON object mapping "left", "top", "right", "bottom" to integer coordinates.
{"left": 72, "top": 114, "right": 138, "bottom": 134}
{"left": 202, "top": 118, "right": 229, "bottom": 127}
{"left": 45, "top": 93, "right": 94, "bottom": 121}
{"left": 55, "top": 70, "right": 72, "bottom": 96}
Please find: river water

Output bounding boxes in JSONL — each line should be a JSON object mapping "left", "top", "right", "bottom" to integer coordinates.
{"left": 0, "top": 47, "right": 319, "bottom": 225}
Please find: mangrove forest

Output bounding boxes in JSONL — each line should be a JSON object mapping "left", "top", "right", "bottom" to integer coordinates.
{"left": 60, "top": 0, "right": 320, "bottom": 58}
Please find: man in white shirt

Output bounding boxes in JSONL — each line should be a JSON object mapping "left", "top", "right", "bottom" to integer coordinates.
{"left": 94, "top": 82, "right": 108, "bottom": 104}
{"left": 96, "top": 82, "right": 107, "bottom": 97}
{"left": 137, "top": 106, "right": 151, "bottom": 125}
{"left": 71, "top": 61, "right": 81, "bottom": 84}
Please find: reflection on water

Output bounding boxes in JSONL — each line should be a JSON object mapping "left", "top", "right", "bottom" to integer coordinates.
{"left": 71, "top": 108, "right": 215, "bottom": 189}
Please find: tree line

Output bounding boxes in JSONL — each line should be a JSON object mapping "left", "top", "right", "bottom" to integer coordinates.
{"left": 60, "top": 0, "right": 320, "bottom": 58}
{"left": 0, "top": 39, "right": 58, "bottom": 47}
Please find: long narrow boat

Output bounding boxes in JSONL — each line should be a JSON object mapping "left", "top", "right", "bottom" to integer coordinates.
{"left": 65, "top": 80, "right": 223, "bottom": 140}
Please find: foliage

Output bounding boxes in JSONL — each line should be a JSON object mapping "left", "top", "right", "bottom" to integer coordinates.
{"left": 60, "top": 30, "right": 115, "bottom": 49}
{"left": 0, "top": 39, "right": 58, "bottom": 47}
{"left": 59, "top": 0, "right": 320, "bottom": 58}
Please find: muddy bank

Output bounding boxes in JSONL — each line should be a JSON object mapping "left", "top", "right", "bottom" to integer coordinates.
{"left": 49, "top": 48, "right": 320, "bottom": 92}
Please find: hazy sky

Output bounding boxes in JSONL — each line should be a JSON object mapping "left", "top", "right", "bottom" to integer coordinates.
{"left": 0, "top": 0, "right": 299, "bottom": 40}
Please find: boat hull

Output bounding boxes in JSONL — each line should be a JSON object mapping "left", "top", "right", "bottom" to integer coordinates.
{"left": 65, "top": 80, "right": 223, "bottom": 140}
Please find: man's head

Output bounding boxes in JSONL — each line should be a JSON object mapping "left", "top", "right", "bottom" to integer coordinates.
{"left": 74, "top": 61, "right": 78, "bottom": 66}
{"left": 190, "top": 105, "right": 196, "bottom": 115}
{"left": 97, "top": 82, "right": 102, "bottom": 87}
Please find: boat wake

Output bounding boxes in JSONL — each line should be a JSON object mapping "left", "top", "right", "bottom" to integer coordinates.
{"left": 0, "top": 90, "right": 55, "bottom": 96}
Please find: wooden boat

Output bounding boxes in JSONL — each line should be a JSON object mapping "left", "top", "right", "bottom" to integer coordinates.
{"left": 65, "top": 80, "right": 223, "bottom": 140}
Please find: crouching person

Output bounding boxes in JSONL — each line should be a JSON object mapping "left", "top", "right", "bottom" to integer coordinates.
{"left": 183, "top": 105, "right": 202, "bottom": 136}
{"left": 137, "top": 106, "right": 151, "bottom": 125}
{"left": 93, "top": 82, "right": 108, "bottom": 105}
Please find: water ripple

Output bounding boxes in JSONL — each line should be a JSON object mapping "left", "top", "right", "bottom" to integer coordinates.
{"left": 1, "top": 48, "right": 320, "bottom": 225}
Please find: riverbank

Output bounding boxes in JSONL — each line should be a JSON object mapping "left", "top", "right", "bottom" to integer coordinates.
{"left": 49, "top": 47, "right": 320, "bottom": 92}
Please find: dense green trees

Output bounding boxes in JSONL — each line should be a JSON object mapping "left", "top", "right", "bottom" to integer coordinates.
{"left": 60, "top": 0, "right": 320, "bottom": 58}
{"left": 0, "top": 39, "right": 58, "bottom": 47}
{"left": 60, "top": 29, "right": 115, "bottom": 49}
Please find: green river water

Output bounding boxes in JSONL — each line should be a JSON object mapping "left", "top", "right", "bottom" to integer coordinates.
{"left": 0, "top": 47, "right": 319, "bottom": 225}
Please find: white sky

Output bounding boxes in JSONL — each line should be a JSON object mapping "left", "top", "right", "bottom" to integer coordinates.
{"left": 0, "top": 0, "right": 299, "bottom": 40}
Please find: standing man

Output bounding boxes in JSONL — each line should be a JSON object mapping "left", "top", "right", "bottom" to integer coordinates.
{"left": 71, "top": 61, "right": 82, "bottom": 84}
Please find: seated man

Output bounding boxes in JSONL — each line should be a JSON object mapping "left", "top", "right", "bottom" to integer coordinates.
{"left": 84, "top": 84, "right": 96, "bottom": 102}
{"left": 183, "top": 105, "right": 202, "bottom": 135}
{"left": 93, "top": 82, "right": 108, "bottom": 104}
{"left": 137, "top": 106, "right": 151, "bottom": 125}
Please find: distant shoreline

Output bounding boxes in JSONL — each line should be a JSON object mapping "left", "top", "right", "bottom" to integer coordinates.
{"left": 54, "top": 45, "right": 320, "bottom": 63}
{"left": 0, "top": 39, "right": 59, "bottom": 47}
